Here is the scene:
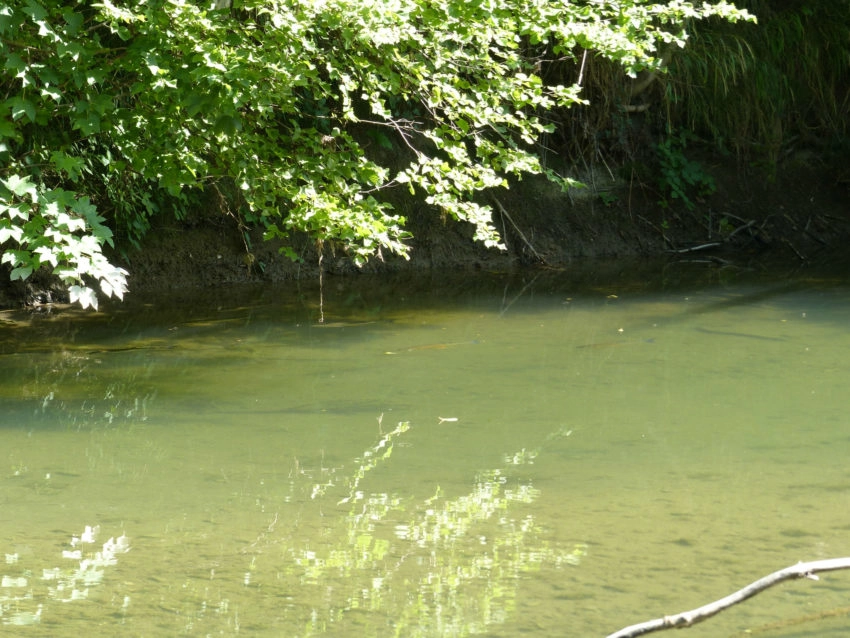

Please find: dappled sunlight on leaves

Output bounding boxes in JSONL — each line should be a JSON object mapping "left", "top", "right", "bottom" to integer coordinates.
{"left": 0, "top": 1, "right": 752, "bottom": 305}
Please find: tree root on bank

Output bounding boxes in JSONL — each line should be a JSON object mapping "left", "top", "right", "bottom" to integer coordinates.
{"left": 606, "top": 558, "right": 850, "bottom": 638}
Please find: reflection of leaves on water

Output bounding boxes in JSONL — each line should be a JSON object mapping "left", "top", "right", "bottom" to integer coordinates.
{"left": 0, "top": 526, "right": 130, "bottom": 627}
{"left": 261, "top": 420, "right": 587, "bottom": 636}
{"left": 10, "top": 350, "right": 156, "bottom": 430}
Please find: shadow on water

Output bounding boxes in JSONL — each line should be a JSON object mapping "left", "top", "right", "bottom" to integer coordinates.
{"left": 1, "top": 257, "right": 850, "bottom": 636}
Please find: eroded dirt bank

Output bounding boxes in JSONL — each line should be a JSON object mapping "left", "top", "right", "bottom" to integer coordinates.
{"left": 2, "top": 159, "right": 848, "bottom": 308}
{"left": 116, "top": 159, "right": 850, "bottom": 292}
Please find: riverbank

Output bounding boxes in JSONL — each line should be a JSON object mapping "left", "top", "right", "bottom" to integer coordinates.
{"left": 1, "top": 155, "right": 848, "bottom": 308}
{"left": 117, "top": 155, "right": 849, "bottom": 292}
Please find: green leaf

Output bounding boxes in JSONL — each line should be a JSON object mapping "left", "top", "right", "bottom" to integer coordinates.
{"left": 213, "top": 114, "right": 242, "bottom": 136}
{"left": 51, "top": 151, "right": 86, "bottom": 182}
{"left": 10, "top": 265, "right": 33, "bottom": 281}
{"left": 0, "top": 117, "right": 18, "bottom": 140}
{"left": 62, "top": 10, "right": 84, "bottom": 36}
{"left": 4, "top": 53, "right": 25, "bottom": 73}
{"left": 3, "top": 174, "right": 37, "bottom": 199}
{"left": 72, "top": 111, "right": 101, "bottom": 135}
{"left": 69, "top": 284, "right": 98, "bottom": 310}
{"left": 8, "top": 97, "right": 36, "bottom": 123}
{"left": 22, "top": 0, "right": 47, "bottom": 22}
{"left": 0, "top": 224, "right": 23, "bottom": 244}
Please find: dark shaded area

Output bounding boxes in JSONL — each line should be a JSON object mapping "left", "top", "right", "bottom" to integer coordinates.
{"left": 0, "top": 155, "right": 847, "bottom": 310}
{"left": 87, "top": 157, "right": 850, "bottom": 299}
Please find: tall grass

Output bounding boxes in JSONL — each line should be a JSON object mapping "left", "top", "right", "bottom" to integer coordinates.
{"left": 665, "top": 0, "right": 850, "bottom": 163}
{"left": 541, "top": 1, "right": 849, "bottom": 172}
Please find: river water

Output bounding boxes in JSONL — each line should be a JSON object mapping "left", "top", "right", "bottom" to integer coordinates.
{"left": 1, "top": 260, "right": 849, "bottom": 637}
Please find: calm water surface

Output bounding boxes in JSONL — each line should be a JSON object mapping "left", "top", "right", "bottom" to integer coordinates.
{"left": 1, "top": 262, "right": 849, "bottom": 637}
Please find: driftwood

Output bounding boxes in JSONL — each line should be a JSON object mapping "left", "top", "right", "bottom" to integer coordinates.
{"left": 607, "top": 558, "right": 850, "bottom": 638}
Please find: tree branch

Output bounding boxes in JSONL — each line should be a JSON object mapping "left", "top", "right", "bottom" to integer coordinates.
{"left": 607, "top": 558, "right": 850, "bottom": 638}
{"left": 491, "top": 196, "right": 549, "bottom": 266}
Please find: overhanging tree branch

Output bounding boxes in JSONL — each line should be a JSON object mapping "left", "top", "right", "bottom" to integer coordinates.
{"left": 607, "top": 558, "right": 850, "bottom": 638}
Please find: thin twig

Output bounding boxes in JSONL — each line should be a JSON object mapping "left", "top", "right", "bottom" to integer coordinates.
{"left": 577, "top": 49, "right": 588, "bottom": 87}
{"left": 317, "top": 240, "right": 324, "bottom": 324}
{"left": 666, "top": 242, "right": 722, "bottom": 254}
{"left": 607, "top": 558, "right": 850, "bottom": 638}
{"left": 726, "top": 219, "right": 755, "bottom": 240}
{"left": 491, "top": 196, "right": 549, "bottom": 265}
{"left": 499, "top": 270, "right": 543, "bottom": 317}
{"left": 782, "top": 237, "right": 807, "bottom": 260}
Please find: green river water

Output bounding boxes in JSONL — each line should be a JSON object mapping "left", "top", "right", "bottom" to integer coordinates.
{"left": 1, "top": 262, "right": 849, "bottom": 637}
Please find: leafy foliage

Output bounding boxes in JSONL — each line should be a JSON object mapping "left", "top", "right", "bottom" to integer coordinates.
{"left": 0, "top": 0, "right": 753, "bottom": 307}
{"left": 655, "top": 132, "right": 716, "bottom": 209}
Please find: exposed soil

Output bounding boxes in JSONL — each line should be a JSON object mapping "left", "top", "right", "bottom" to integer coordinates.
{"left": 2, "top": 154, "right": 848, "bottom": 308}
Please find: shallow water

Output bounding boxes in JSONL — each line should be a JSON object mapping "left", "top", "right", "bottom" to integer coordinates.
{"left": 1, "top": 262, "right": 849, "bottom": 636}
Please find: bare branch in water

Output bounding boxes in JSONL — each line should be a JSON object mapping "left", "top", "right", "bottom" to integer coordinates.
{"left": 607, "top": 558, "right": 850, "bottom": 638}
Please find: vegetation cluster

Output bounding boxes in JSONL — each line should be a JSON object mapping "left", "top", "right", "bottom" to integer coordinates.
{"left": 1, "top": 1, "right": 846, "bottom": 307}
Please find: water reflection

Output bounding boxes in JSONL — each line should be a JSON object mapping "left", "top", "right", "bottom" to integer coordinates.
{"left": 2, "top": 524, "right": 130, "bottom": 627}
{"left": 1, "top": 262, "right": 850, "bottom": 636}
{"left": 279, "top": 420, "right": 585, "bottom": 636}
